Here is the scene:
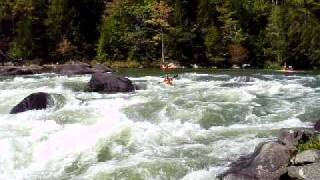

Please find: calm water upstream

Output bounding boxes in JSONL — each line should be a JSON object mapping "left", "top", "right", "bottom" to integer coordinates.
{"left": 0, "top": 69, "right": 319, "bottom": 180}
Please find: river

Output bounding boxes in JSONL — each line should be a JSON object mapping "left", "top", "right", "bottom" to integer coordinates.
{"left": 0, "top": 69, "right": 319, "bottom": 180}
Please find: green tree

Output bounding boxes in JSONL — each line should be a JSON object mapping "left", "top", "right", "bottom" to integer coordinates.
{"left": 10, "top": 0, "right": 48, "bottom": 59}
{"left": 204, "top": 26, "right": 225, "bottom": 66}
{"left": 47, "top": 0, "right": 104, "bottom": 61}
{"left": 264, "top": 6, "right": 288, "bottom": 67}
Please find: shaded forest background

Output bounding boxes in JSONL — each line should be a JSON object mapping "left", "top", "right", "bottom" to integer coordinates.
{"left": 1, "top": 0, "right": 320, "bottom": 69}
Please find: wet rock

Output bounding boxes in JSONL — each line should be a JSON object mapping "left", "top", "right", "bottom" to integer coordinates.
{"left": 288, "top": 163, "right": 320, "bottom": 179}
{"left": 219, "top": 142, "right": 291, "bottom": 180}
{"left": 10, "top": 92, "right": 53, "bottom": 114}
{"left": 314, "top": 120, "right": 320, "bottom": 131}
{"left": 292, "top": 150, "right": 320, "bottom": 165}
{"left": 87, "top": 73, "right": 134, "bottom": 93}
{"left": 0, "top": 65, "right": 44, "bottom": 76}
{"left": 278, "top": 128, "right": 316, "bottom": 150}
{"left": 54, "top": 63, "right": 113, "bottom": 75}
{"left": 55, "top": 63, "right": 95, "bottom": 75}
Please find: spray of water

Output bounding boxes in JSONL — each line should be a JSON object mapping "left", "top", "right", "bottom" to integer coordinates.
{"left": 0, "top": 72, "right": 318, "bottom": 179}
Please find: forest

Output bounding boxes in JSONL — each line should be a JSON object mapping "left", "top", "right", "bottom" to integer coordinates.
{"left": 1, "top": 0, "right": 320, "bottom": 69}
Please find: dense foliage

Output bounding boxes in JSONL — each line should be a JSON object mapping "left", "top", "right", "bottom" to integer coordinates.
{"left": 1, "top": 0, "right": 320, "bottom": 68}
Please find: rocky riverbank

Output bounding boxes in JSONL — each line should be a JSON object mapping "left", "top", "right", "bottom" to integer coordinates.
{"left": 0, "top": 63, "right": 112, "bottom": 76}
{"left": 219, "top": 122, "right": 320, "bottom": 180}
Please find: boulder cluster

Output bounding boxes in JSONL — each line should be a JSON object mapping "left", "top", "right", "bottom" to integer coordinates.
{"left": 219, "top": 126, "right": 320, "bottom": 180}
{"left": 6, "top": 63, "right": 136, "bottom": 114}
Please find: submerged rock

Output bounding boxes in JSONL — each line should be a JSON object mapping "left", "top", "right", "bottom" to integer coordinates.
{"left": 292, "top": 150, "right": 320, "bottom": 165}
{"left": 288, "top": 163, "right": 320, "bottom": 179}
{"left": 87, "top": 73, "right": 134, "bottom": 93}
{"left": 219, "top": 142, "right": 291, "bottom": 180}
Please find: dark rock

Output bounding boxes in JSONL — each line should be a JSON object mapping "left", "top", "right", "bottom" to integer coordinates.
{"left": 87, "top": 73, "right": 134, "bottom": 93}
{"left": 219, "top": 142, "right": 291, "bottom": 180}
{"left": 55, "top": 63, "right": 95, "bottom": 75}
{"left": 54, "top": 63, "right": 113, "bottom": 75}
{"left": 278, "top": 128, "right": 316, "bottom": 150}
{"left": 10, "top": 92, "right": 53, "bottom": 114}
{"left": 292, "top": 150, "right": 320, "bottom": 165}
{"left": 288, "top": 162, "right": 320, "bottom": 179}
{"left": 314, "top": 120, "right": 320, "bottom": 131}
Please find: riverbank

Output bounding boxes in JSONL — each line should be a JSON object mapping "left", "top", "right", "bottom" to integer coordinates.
{"left": 0, "top": 63, "right": 112, "bottom": 76}
{"left": 0, "top": 63, "right": 313, "bottom": 77}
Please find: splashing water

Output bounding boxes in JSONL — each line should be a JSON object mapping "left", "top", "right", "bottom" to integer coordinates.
{"left": 0, "top": 70, "right": 319, "bottom": 180}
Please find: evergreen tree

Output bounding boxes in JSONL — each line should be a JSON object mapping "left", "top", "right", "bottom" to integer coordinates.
{"left": 10, "top": 0, "right": 48, "bottom": 59}
{"left": 264, "top": 6, "right": 288, "bottom": 67}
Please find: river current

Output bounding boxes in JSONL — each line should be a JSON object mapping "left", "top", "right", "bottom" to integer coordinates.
{"left": 0, "top": 70, "right": 319, "bottom": 180}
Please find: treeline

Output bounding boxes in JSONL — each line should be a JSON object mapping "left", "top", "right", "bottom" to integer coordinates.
{"left": 1, "top": 0, "right": 320, "bottom": 69}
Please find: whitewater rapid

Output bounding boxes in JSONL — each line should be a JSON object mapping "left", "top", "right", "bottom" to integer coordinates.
{"left": 0, "top": 71, "right": 319, "bottom": 180}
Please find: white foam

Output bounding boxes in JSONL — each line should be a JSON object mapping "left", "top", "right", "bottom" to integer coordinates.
{"left": 0, "top": 72, "right": 317, "bottom": 179}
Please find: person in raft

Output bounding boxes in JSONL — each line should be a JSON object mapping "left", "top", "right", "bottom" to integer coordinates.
{"left": 163, "top": 75, "right": 173, "bottom": 86}
{"left": 283, "top": 62, "right": 294, "bottom": 71}
{"left": 283, "top": 62, "right": 287, "bottom": 70}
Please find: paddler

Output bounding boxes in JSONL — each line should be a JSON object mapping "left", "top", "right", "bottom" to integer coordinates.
{"left": 163, "top": 75, "right": 173, "bottom": 86}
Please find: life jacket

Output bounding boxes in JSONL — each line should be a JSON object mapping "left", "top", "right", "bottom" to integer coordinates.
{"left": 164, "top": 77, "right": 173, "bottom": 86}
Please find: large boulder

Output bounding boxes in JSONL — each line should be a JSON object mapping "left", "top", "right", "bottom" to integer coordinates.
{"left": 10, "top": 92, "right": 53, "bottom": 114}
{"left": 87, "top": 73, "right": 134, "bottom": 93}
{"left": 54, "top": 63, "right": 112, "bottom": 75}
{"left": 288, "top": 163, "right": 320, "bottom": 179}
{"left": 219, "top": 142, "right": 291, "bottom": 180}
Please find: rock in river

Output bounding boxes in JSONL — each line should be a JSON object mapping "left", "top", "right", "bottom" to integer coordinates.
{"left": 87, "top": 73, "right": 134, "bottom": 93}
{"left": 10, "top": 92, "right": 54, "bottom": 114}
{"left": 55, "top": 63, "right": 96, "bottom": 75}
{"left": 219, "top": 142, "right": 291, "bottom": 180}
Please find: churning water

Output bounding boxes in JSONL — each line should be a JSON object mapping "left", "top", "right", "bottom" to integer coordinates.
{"left": 0, "top": 70, "right": 319, "bottom": 180}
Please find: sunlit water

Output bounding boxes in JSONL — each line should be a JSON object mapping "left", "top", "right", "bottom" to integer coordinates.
{"left": 0, "top": 69, "right": 319, "bottom": 180}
